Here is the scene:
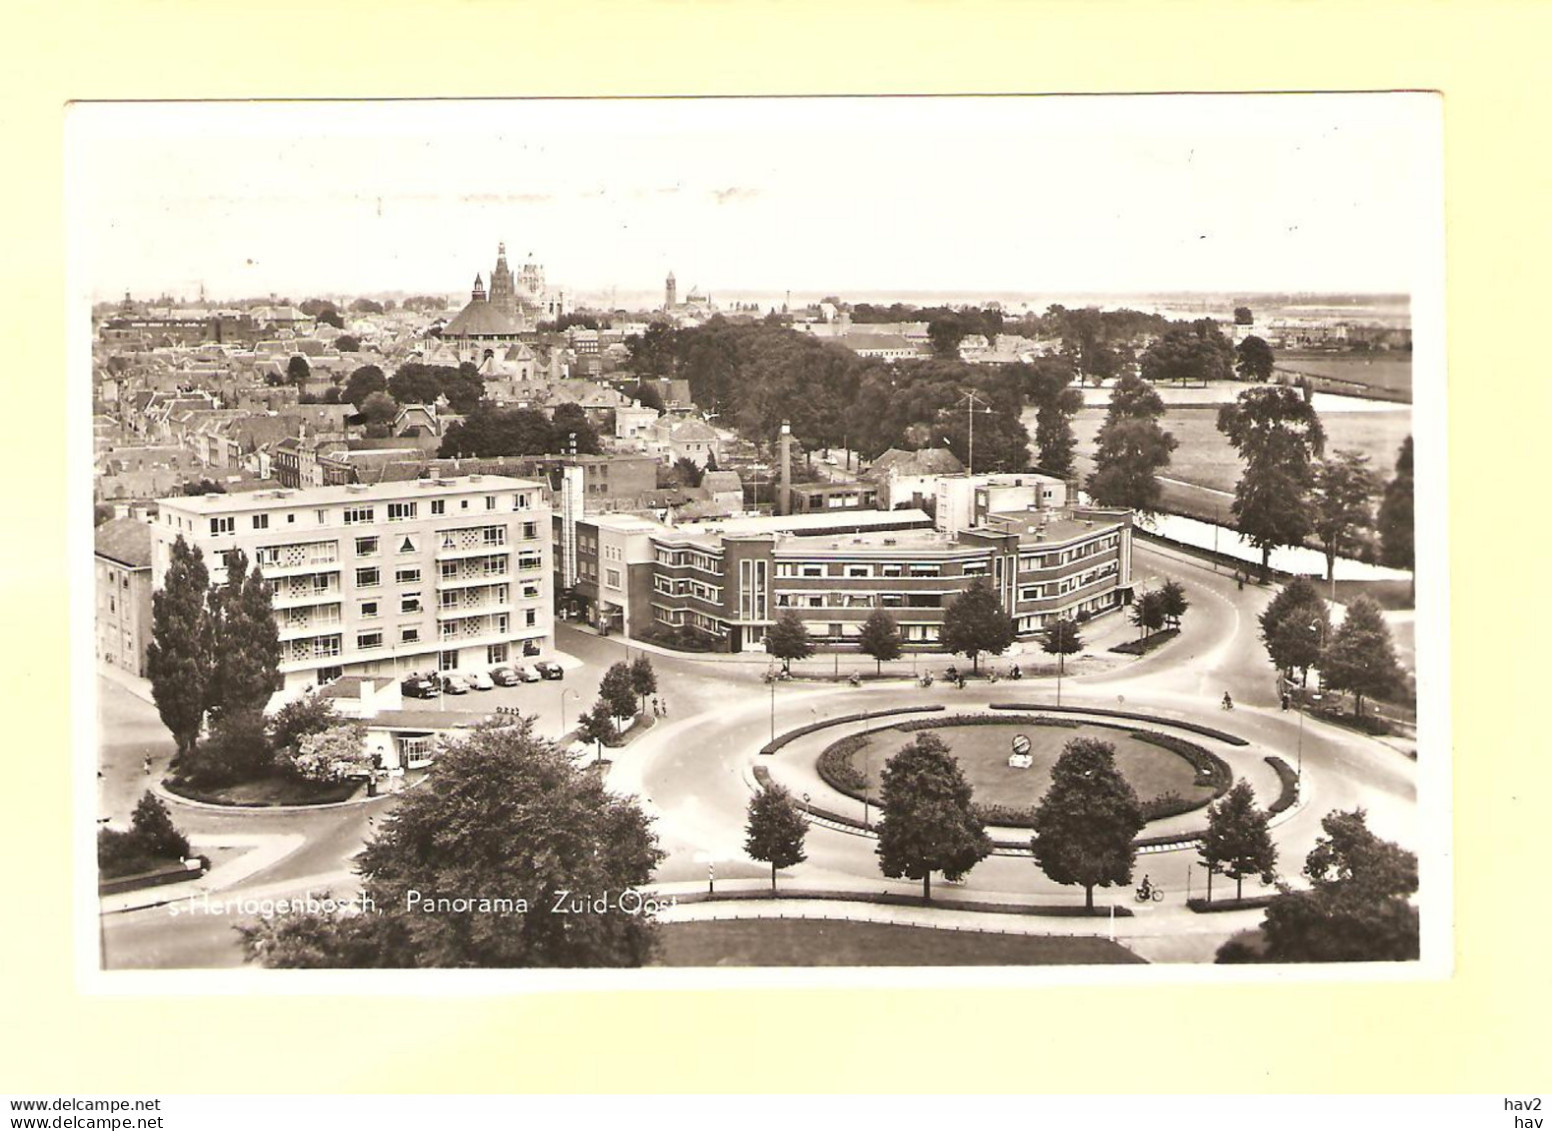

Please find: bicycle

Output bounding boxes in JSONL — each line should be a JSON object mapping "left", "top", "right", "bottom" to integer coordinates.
{"left": 1134, "top": 877, "right": 1165, "bottom": 903}
{"left": 1221, "top": 693, "right": 1234, "bottom": 711}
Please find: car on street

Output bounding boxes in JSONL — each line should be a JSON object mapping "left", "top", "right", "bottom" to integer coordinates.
{"left": 465, "top": 670, "right": 494, "bottom": 691}
{"left": 510, "top": 664, "right": 542, "bottom": 683}
{"left": 533, "top": 661, "right": 564, "bottom": 680}
{"left": 440, "top": 674, "right": 470, "bottom": 695}
{"left": 489, "top": 664, "right": 520, "bottom": 687}
{"left": 401, "top": 673, "right": 440, "bottom": 699}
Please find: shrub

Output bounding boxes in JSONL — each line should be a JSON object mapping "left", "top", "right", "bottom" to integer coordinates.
{"left": 1140, "top": 790, "right": 1196, "bottom": 821}
{"left": 1110, "top": 628, "right": 1180, "bottom": 656}
{"left": 1189, "top": 895, "right": 1279, "bottom": 914}
{"left": 269, "top": 693, "right": 342, "bottom": 755}
{"left": 816, "top": 735, "right": 870, "bottom": 793}
{"left": 129, "top": 791, "right": 190, "bottom": 860}
{"left": 1315, "top": 707, "right": 1391, "bottom": 736}
{"left": 758, "top": 705, "right": 945, "bottom": 757}
{"left": 1075, "top": 609, "right": 1094, "bottom": 624}
{"left": 636, "top": 623, "right": 723, "bottom": 653}
{"left": 986, "top": 704, "right": 1249, "bottom": 746}
{"left": 287, "top": 723, "right": 373, "bottom": 783}
{"left": 973, "top": 801, "right": 1037, "bottom": 827}
{"left": 177, "top": 710, "right": 273, "bottom": 787}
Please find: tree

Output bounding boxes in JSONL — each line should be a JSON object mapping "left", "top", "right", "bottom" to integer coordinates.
{"left": 1129, "top": 589, "right": 1167, "bottom": 639}
{"left": 1086, "top": 377, "right": 1178, "bottom": 513}
{"left": 315, "top": 307, "right": 345, "bottom": 329}
{"left": 1021, "top": 357, "right": 1083, "bottom": 477}
{"left": 268, "top": 692, "right": 342, "bottom": 755}
{"left": 1311, "top": 450, "right": 1378, "bottom": 582}
{"left": 765, "top": 609, "right": 814, "bottom": 674}
{"left": 875, "top": 732, "right": 992, "bottom": 902}
{"left": 145, "top": 536, "right": 213, "bottom": 762}
{"left": 1249, "top": 808, "right": 1418, "bottom": 963}
{"left": 286, "top": 355, "right": 312, "bottom": 387}
{"left": 333, "top": 334, "right": 362, "bottom": 353}
{"left": 349, "top": 297, "right": 385, "bottom": 314}
{"left": 744, "top": 783, "right": 809, "bottom": 893}
{"left": 238, "top": 720, "right": 665, "bottom": 967}
{"left": 1199, "top": 780, "right": 1278, "bottom": 902}
{"left": 1217, "top": 386, "right": 1326, "bottom": 581}
{"left": 1139, "top": 323, "right": 1235, "bottom": 386}
{"left": 1321, "top": 596, "right": 1403, "bottom": 718}
{"left": 629, "top": 655, "right": 658, "bottom": 715}
{"left": 598, "top": 661, "right": 640, "bottom": 723}
{"left": 286, "top": 723, "right": 373, "bottom": 783}
{"left": 130, "top": 791, "right": 190, "bottom": 860}
{"left": 926, "top": 314, "right": 967, "bottom": 359}
{"left": 1030, "top": 738, "right": 1145, "bottom": 911}
{"left": 576, "top": 703, "right": 618, "bottom": 750}
{"left": 359, "top": 391, "right": 399, "bottom": 430}
{"left": 1258, "top": 578, "right": 1330, "bottom": 685}
{"left": 857, "top": 608, "right": 902, "bottom": 674}
{"left": 672, "top": 456, "right": 705, "bottom": 488}
{"left": 551, "top": 402, "right": 603, "bottom": 456}
{"left": 938, "top": 577, "right": 1015, "bottom": 673}
{"left": 1042, "top": 617, "right": 1082, "bottom": 704}
{"left": 343, "top": 364, "right": 387, "bottom": 409}
{"left": 1234, "top": 306, "right": 1254, "bottom": 326}
{"left": 1158, "top": 579, "right": 1189, "bottom": 630}
{"left": 206, "top": 550, "right": 280, "bottom": 722}
{"left": 1376, "top": 436, "right": 1414, "bottom": 570}
{"left": 1234, "top": 335, "right": 1275, "bottom": 382}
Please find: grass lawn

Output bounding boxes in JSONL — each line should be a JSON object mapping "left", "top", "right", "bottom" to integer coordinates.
{"left": 651, "top": 919, "right": 1145, "bottom": 966}
{"left": 165, "top": 774, "right": 361, "bottom": 807}
{"left": 846, "top": 723, "right": 1209, "bottom": 811}
{"left": 1274, "top": 353, "right": 1411, "bottom": 396}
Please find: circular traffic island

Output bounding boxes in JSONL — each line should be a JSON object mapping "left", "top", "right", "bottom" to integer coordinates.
{"left": 817, "top": 714, "right": 1230, "bottom": 827}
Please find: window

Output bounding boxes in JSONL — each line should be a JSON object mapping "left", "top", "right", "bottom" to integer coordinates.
{"left": 962, "top": 562, "right": 988, "bottom": 576}
{"left": 516, "top": 493, "right": 531, "bottom": 510}
{"left": 439, "top": 650, "right": 459, "bottom": 671}
{"left": 525, "top": 609, "right": 537, "bottom": 627}
{"left": 210, "top": 516, "right": 234, "bottom": 536}
{"left": 395, "top": 567, "right": 421, "bottom": 584}
{"left": 397, "top": 535, "right": 418, "bottom": 554}
{"left": 522, "top": 521, "right": 538, "bottom": 540}
{"left": 605, "top": 568, "right": 621, "bottom": 588}
{"left": 357, "top": 631, "right": 383, "bottom": 650}
{"left": 356, "top": 567, "right": 380, "bottom": 588}
{"left": 441, "top": 561, "right": 459, "bottom": 580}
{"left": 487, "top": 643, "right": 508, "bottom": 664}
{"left": 431, "top": 499, "right": 445, "bottom": 516}
{"left": 343, "top": 506, "right": 375, "bottom": 525}
{"left": 287, "top": 513, "right": 296, "bottom": 524}
{"left": 318, "top": 665, "right": 343, "bottom": 683}
{"left": 440, "top": 591, "right": 460, "bottom": 609}
{"left": 388, "top": 502, "right": 417, "bottom": 521}
{"left": 909, "top": 564, "right": 941, "bottom": 577}
{"left": 355, "top": 536, "right": 379, "bottom": 556}
{"left": 845, "top": 565, "right": 871, "bottom": 578}
{"left": 486, "top": 496, "right": 496, "bottom": 510}
{"left": 360, "top": 600, "right": 379, "bottom": 618}
{"left": 401, "top": 594, "right": 422, "bottom": 614}
{"left": 881, "top": 564, "right": 903, "bottom": 577}
{"left": 400, "top": 627, "right": 421, "bottom": 644}
{"left": 801, "top": 564, "right": 824, "bottom": 578}
{"left": 252, "top": 514, "right": 269, "bottom": 530}
{"left": 315, "top": 509, "right": 327, "bottom": 524}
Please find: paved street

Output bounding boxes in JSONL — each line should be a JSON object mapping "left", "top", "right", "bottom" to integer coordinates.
{"left": 98, "top": 540, "right": 1418, "bottom": 968}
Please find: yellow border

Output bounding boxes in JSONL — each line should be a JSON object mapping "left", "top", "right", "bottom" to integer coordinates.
{"left": 5, "top": 0, "right": 1548, "bottom": 1095}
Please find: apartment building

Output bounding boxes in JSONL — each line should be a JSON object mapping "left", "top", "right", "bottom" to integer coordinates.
{"left": 150, "top": 475, "right": 553, "bottom": 692}
{"left": 637, "top": 474, "right": 1133, "bottom": 651}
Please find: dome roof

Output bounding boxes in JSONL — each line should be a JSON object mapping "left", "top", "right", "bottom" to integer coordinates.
{"left": 443, "top": 298, "right": 520, "bottom": 338}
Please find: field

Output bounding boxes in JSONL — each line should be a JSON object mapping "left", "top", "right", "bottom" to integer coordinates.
{"left": 1274, "top": 352, "right": 1412, "bottom": 397}
{"left": 1051, "top": 402, "right": 1414, "bottom": 525}
{"left": 651, "top": 919, "right": 1146, "bottom": 966}
{"left": 845, "top": 722, "right": 1209, "bottom": 811}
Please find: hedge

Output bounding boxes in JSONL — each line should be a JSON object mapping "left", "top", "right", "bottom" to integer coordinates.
{"left": 1187, "top": 894, "right": 1279, "bottom": 914}
{"left": 1109, "top": 628, "right": 1180, "bottom": 656}
{"left": 758, "top": 704, "right": 945, "bottom": 757}
{"left": 1265, "top": 756, "right": 1299, "bottom": 814}
{"left": 671, "top": 887, "right": 1136, "bottom": 917}
{"left": 1128, "top": 731, "right": 1232, "bottom": 796}
{"left": 987, "top": 703, "right": 1250, "bottom": 746}
{"left": 1314, "top": 707, "right": 1392, "bottom": 736}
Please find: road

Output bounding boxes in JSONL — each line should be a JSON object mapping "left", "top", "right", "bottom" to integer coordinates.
{"left": 98, "top": 540, "right": 1418, "bottom": 967}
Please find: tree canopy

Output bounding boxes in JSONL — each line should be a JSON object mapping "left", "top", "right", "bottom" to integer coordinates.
{"left": 1311, "top": 450, "right": 1379, "bottom": 582}
{"left": 1086, "top": 375, "right": 1177, "bottom": 513}
{"left": 1376, "top": 435, "right": 1414, "bottom": 571}
{"left": 145, "top": 536, "right": 213, "bottom": 761}
{"left": 238, "top": 720, "right": 664, "bottom": 968}
{"left": 938, "top": 577, "right": 1015, "bottom": 672}
{"left": 875, "top": 732, "right": 993, "bottom": 902}
{"left": 744, "top": 783, "right": 809, "bottom": 893}
{"left": 1218, "top": 386, "right": 1327, "bottom": 580}
{"left": 1030, "top": 738, "right": 1145, "bottom": 910}
{"left": 857, "top": 608, "right": 903, "bottom": 674}
{"left": 764, "top": 609, "right": 814, "bottom": 673}
{"left": 1258, "top": 577, "right": 1330, "bottom": 684}
{"left": 1234, "top": 335, "right": 1275, "bottom": 382}
{"left": 1139, "top": 321, "right": 1235, "bottom": 386}
{"left": 1321, "top": 596, "right": 1403, "bottom": 717}
{"left": 1200, "top": 780, "right": 1278, "bottom": 901}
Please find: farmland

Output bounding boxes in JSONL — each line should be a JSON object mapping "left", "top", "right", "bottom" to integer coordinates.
{"left": 1273, "top": 351, "right": 1412, "bottom": 398}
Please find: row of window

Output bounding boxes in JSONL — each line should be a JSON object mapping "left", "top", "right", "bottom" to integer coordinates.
{"left": 1017, "top": 533, "right": 1121, "bottom": 572}
{"left": 774, "top": 592, "right": 943, "bottom": 610}
{"left": 773, "top": 561, "right": 947, "bottom": 579}
{"left": 201, "top": 493, "right": 540, "bottom": 538}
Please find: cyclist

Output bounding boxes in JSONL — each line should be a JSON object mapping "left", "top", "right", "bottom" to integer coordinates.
{"left": 1221, "top": 691, "right": 1234, "bottom": 711}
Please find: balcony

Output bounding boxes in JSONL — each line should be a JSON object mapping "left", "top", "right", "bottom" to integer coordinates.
{"left": 434, "top": 526, "right": 509, "bottom": 560}
{"left": 278, "top": 605, "right": 343, "bottom": 640}
{"left": 253, "top": 541, "right": 341, "bottom": 577}
{"left": 269, "top": 576, "right": 342, "bottom": 609}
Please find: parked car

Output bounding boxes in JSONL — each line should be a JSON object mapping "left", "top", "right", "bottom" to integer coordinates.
{"left": 401, "top": 674, "right": 439, "bottom": 699}
{"left": 440, "top": 674, "right": 470, "bottom": 695}
{"left": 510, "top": 664, "right": 542, "bottom": 683}
{"left": 465, "top": 669, "right": 494, "bottom": 691}
{"left": 489, "top": 664, "right": 520, "bottom": 687}
{"left": 533, "top": 661, "right": 564, "bottom": 680}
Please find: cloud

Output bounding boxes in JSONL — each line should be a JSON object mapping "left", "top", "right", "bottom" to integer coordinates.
{"left": 711, "top": 186, "right": 759, "bottom": 205}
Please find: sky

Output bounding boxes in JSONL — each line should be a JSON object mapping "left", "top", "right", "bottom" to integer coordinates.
{"left": 66, "top": 95, "right": 1441, "bottom": 306}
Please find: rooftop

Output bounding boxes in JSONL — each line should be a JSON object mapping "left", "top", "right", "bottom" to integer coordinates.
{"left": 155, "top": 474, "right": 545, "bottom": 513}
{"left": 94, "top": 517, "right": 154, "bottom": 568}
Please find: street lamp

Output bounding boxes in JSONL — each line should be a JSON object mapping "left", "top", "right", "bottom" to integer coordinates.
{"left": 769, "top": 678, "right": 776, "bottom": 744}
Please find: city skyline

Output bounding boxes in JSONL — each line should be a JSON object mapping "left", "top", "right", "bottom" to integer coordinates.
{"left": 69, "top": 95, "right": 1440, "bottom": 304}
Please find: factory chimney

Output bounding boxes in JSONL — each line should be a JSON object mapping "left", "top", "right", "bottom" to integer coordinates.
{"left": 777, "top": 421, "right": 792, "bottom": 516}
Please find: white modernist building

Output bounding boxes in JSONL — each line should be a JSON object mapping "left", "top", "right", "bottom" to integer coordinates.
{"left": 151, "top": 475, "right": 554, "bottom": 692}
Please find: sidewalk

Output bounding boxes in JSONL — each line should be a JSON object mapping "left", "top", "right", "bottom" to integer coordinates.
{"left": 100, "top": 831, "right": 305, "bottom": 914}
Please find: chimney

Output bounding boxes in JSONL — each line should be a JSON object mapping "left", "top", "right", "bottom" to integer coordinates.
{"left": 777, "top": 421, "right": 792, "bottom": 516}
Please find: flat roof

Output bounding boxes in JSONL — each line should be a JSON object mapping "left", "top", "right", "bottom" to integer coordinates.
{"left": 776, "top": 526, "right": 984, "bottom": 557}
{"left": 155, "top": 474, "right": 546, "bottom": 513}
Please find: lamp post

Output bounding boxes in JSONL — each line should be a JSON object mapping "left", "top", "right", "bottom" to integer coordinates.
{"left": 862, "top": 745, "right": 871, "bottom": 830}
{"left": 769, "top": 678, "right": 776, "bottom": 744}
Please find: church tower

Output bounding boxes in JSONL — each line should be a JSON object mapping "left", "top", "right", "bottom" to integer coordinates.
{"left": 471, "top": 273, "right": 486, "bottom": 302}
{"left": 664, "top": 271, "right": 677, "bottom": 311}
{"left": 488, "top": 243, "right": 517, "bottom": 320}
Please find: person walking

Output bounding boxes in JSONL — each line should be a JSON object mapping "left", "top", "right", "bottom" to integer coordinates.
{"left": 142, "top": 755, "right": 152, "bottom": 776}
